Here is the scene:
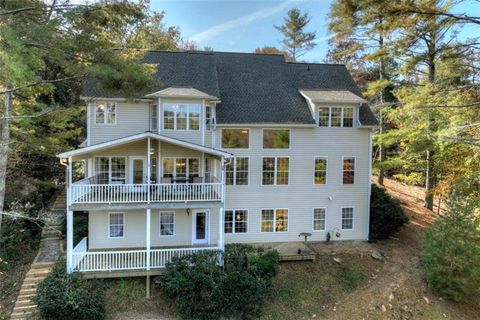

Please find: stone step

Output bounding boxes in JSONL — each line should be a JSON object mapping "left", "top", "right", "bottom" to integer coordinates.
{"left": 20, "top": 283, "right": 38, "bottom": 290}
{"left": 23, "top": 278, "right": 44, "bottom": 286}
{"left": 17, "top": 293, "right": 36, "bottom": 300}
{"left": 12, "top": 305, "right": 37, "bottom": 313}
{"left": 27, "top": 268, "right": 51, "bottom": 275}
{"left": 10, "top": 311, "right": 35, "bottom": 320}
{"left": 31, "top": 262, "right": 55, "bottom": 269}
{"left": 15, "top": 299, "right": 36, "bottom": 308}
{"left": 18, "top": 288, "right": 37, "bottom": 295}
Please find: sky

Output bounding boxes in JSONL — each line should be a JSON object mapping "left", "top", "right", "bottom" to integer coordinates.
{"left": 152, "top": 0, "right": 480, "bottom": 63}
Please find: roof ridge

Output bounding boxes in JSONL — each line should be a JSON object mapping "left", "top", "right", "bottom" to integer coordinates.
{"left": 287, "top": 61, "right": 346, "bottom": 66}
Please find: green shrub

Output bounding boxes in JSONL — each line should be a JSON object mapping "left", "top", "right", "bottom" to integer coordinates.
{"left": 393, "top": 172, "right": 424, "bottom": 186}
{"left": 35, "top": 260, "right": 105, "bottom": 320}
{"left": 369, "top": 184, "right": 408, "bottom": 240}
{"left": 338, "top": 266, "right": 364, "bottom": 291}
{"left": 422, "top": 199, "right": 480, "bottom": 302}
{"left": 156, "top": 244, "right": 280, "bottom": 320}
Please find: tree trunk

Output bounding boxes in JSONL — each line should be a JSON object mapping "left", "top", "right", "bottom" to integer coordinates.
{"left": 424, "top": 53, "right": 436, "bottom": 210}
{"left": 377, "top": 33, "right": 386, "bottom": 186}
{"left": 0, "top": 90, "right": 12, "bottom": 235}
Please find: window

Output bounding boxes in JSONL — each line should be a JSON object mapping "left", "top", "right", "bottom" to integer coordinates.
{"left": 314, "top": 157, "right": 327, "bottom": 184}
{"left": 109, "top": 213, "right": 124, "bottom": 238}
{"left": 221, "top": 129, "right": 249, "bottom": 148}
{"left": 343, "top": 107, "right": 354, "bottom": 127}
{"left": 262, "top": 157, "right": 289, "bottom": 185}
{"left": 341, "top": 208, "right": 354, "bottom": 230}
{"left": 318, "top": 107, "right": 355, "bottom": 128}
{"left": 162, "top": 103, "right": 201, "bottom": 131}
{"left": 226, "top": 157, "right": 248, "bottom": 185}
{"left": 224, "top": 210, "right": 248, "bottom": 233}
{"left": 160, "top": 212, "right": 175, "bottom": 236}
{"left": 162, "top": 158, "right": 199, "bottom": 179}
{"left": 95, "top": 157, "right": 126, "bottom": 184}
{"left": 205, "top": 106, "right": 214, "bottom": 130}
{"left": 263, "top": 129, "right": 290, "bottom": 149}
{"left": 343, "top": 157, "right": 355, "bottom": 184}
{"left": 313, "top": 208, "right": 326, "bottom": 231}
{"left": 150, "top": 157, "right": 158, "bottom": 183}
{"left": 95, "top": 101, "right": 116, "bottom": 124}
{"left": 150, "top": 104, "right": 158, "bottom": 131}
{"left": 261, "top": 209, "right": 288, "bottom": 232}
{"left": 318, "top": 107, "right": 330, "bottom": 127}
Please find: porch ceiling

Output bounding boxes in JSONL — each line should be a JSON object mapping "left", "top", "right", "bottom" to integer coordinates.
{"left": 57, "top": 132, "right": 233, "bottom": 160}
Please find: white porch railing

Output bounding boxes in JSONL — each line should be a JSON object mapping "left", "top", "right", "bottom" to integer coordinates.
{"left": 70, "top": 182, "right": 223, "bottom": 204}
{"left": 71, "top": 245, "right": 220, "bottom": 272}
{"left": 72, "top": 237, "right": 88, "bottom": 270}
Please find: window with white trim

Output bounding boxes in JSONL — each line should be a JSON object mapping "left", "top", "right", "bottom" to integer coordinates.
{"left": 313, "top": 208, "right": 326, "bottom": 231}
{"left": 341, "top": 207, "right": 354, "bottom": 230}
{"left": 205, "top": 105, "right": 215, "bottom": 130}
{"left": 150, "top": 104, "right": 158, "bottom": 131}
{"left": 221, "top": 129, "right": 249, "bottom": 148}
{"left": 318, "top": 107, "right": 355, "bottom": 128}
{"left": 160, "top": 212, "right": 175, "bottom": 236}
{"left": 162, "top": 157, "right": 199, "bottom": 179}
{"left": 95, "top": 101, "right": 116, "bottom": 124}
{"left": 343, "top": 157, "right": 355, "bottom": 184}
{"left": 109, "top": 212, "right": 124, "bottom": 238}
{"left": 224, "top": 209, "right": 248, "bottom": 233}
{"left": 226, "top": 157, "right": 248, "bottom": 185}
{"left": 263, "top": 129, "right": 290, "bottom": 149}
{"left": 95, "top": 157, "right": 126, "bottom": 184}
{"left": 261, "top": 209, "right": 288, "bottom": 232}
{"left": 314, "top": 157, "right": 327, "bottom": 184}
{"left": 162, "top": 103, "right": 201, "bottom": 131}
{"left": 262, "top": 157, "right": 289, "bottom": 185}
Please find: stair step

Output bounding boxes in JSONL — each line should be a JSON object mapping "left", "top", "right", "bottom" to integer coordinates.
{"left": 23, "top": 279, "right": 44, "bottom": 286}
{"left": 31, "top": 262, "right": 55, "bottom": 269}
{"left": 21, "top": 283, "right": 38, "bottom": 290}
{"left": 15, "top": 299, "right": 36, "bottom": 307}
{"left": 10, "top": 311, "right": 35, "bottom": 320}
{"left": 12, "top": 305, "right": 37, "bottom": 312}
{"left": 19, "top": 288, "right": 37, "bottom": 295}
{"left": 27, "top": 268, "right": 51, "bottom": 275}
{"left": 17, "top": 293, "right": 36, "bottom": 300}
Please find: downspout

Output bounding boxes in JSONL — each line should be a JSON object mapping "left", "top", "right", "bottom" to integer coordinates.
{"left": 366, "top": 130, "right": 373, "bottom": 241}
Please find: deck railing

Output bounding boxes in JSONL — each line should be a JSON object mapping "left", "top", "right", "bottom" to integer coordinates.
{"left": 71, "top": 245, "right": 220, "bottom": 272}
{"left": 70, "top": 182, "right": 223, "bottom": 204}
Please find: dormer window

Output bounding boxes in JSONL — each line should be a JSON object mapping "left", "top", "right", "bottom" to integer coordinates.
{"left": 95, "top": 101, "right": 116, "bottom": 125}
{"left": 318, "top": 107, "right": 354, "bottom": 128}
{"left": 163, "top": 103, "right": 200, "bottom": 131}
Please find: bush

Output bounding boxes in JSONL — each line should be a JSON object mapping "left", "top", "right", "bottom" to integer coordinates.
{"left": 370, "top": 184, "right": 408, "bottom": 240}
{"left": 35, "top": 260, "right": 105, "bottom": 320}
{"left": 156, "top": 244, "right": 280, "bottom": 320}
{"left": 422, "top": 199, "right": 480, "bottom": 302}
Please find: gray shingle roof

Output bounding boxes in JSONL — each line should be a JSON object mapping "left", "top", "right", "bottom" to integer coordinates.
{"left": 82, "top": 51, "right": 378, "bottom": 126}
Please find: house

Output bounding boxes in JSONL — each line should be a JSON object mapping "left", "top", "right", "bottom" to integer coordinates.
{"left": 57, "top": 51, "right": 378, "bottom": 276}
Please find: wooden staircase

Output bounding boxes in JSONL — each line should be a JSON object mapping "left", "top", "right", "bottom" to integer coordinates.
{"left": 9, "top": 262, "right": 55, "bottom": 319}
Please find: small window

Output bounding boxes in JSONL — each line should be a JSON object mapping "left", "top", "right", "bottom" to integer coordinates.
{"left": 261, "top": 209, "right": 288, "bottom": 232}
{"left": 224, "top": 209, "right": 248, "bottom": 234}
{"left": 263, "top": 129, "right": 290, "bottom": 149}
{"left": 176, "top": 105, "right": 187, "bottom": 130}
{"left": 160, "top": 212, "right": 175, "bottom": 236}
{"left": 221, "top": 129, "right": 249, "bottom": 148}
{"left": 343, "top": 157, "right": 355, "bottom": 184}
{"left": 189, "top": 105, "right": 200, "bottom": 130}
{"left": 226, "top": 157, "right": 248, "bottom": 185}
{"left": 318, "top": 107, "right": 330, "bottom": 127}
{"left": 95, "top": 101, "right": 116, "bottom": 124}
{"left": 314, "top": 157, "right": 327, "bottom": 185}
{"left": 163, "top": 105, "right": 175, "bottom": 130}
{"left": 343, "top": 107, "right": 354, "bottom": 127}
{"left": 109, "top": 213, "right": 124, "bottom": 238}
{"left": 313, "top": 208, "right": 326, "bottom": 231}
{"left": 150, "top": 104, "right": 158, "bottom": 131}
{"left": 262, "top": 157, "right": 289, "bottom": 185}
{"left": 331, "top": 107, "right": 342, "bottom": 127}
{"left": 342, "top": 208, "right": 354, "bottom": 230}
{"left": 205, "top": 106, "right": 214, "bottom": 130}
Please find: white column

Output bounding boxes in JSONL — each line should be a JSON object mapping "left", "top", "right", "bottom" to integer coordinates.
{"left": 66, "top": 157, "right": 73, "bottom": 273}
{"left": 147, "top": 136, "right": 151, "bottom": 204}
{"left": 201, "top": 99, "right": 206, "bottom": 146}
{"left": 219, "top": 207, "right": 224, "bottom": 250}
{"left": 146, "top": 208, "right": 151, "bottom": 270}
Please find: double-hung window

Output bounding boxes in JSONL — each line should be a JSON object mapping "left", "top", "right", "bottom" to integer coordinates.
{"left": 226, "top": 157, "right": 248, "bottom": 185}
{"left": 150, "top": 104, "right": 158, "bottom": 131}
{"left": 343, "top": 157, "right": 355, "bottom": 184}
{"left": 224, "top": 209, "right": 248, "bottom": 233}
{"left": 318, "top": 107, "right": 355, "bottom": 128}
{"left": 95, "top": 157, "right": 126, "bottom": 184}
{"left": 160, "top": 212, "right": 175, "bottom": 236}
{"left": 262, "top": 157, "right": 289, "bottom": 185}
{"left": 261, "top": 209, "right": 288, "bottom": 232}
{"left": 162, "top": 103, "right": 201, "bottom": 131}
{"left": 313, "top": 208, "right": 326, "bottom": 231}
{"left": 95, "top": 101, "right": 117, "bottom": 125}
{"left": 109, "top": 212, "right": 124, "bottom": 238}
{"left": 314, "top": 157, "right": 327, "bottom": 184}
{"left": 341, "top": 207, "right": 354, "bottom": 230}
{"left": 205, "top": 106, "right": 215, "bottom": 130}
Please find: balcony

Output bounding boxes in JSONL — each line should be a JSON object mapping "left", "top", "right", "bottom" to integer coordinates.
{"left": 70, "top": 176, "right": 223, "bottom": 205}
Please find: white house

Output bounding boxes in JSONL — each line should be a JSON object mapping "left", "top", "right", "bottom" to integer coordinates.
{"left": 57, "top": 51, "right": 378, "bottom": 276}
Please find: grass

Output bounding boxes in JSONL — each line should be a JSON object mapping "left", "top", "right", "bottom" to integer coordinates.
{"left": 338, "top": 265, "right": 364, "bottom": 291}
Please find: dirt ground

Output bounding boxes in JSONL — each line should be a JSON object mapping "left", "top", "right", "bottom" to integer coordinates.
{"left": 106, "top": 178, "right": 480, "bottom": 320}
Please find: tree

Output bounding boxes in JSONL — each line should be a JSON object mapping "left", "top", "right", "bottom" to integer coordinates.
{"left": 275, "top": 8, "right": 316, "bottom": 61}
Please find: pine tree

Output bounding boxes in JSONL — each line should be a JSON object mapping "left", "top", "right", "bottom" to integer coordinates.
{"left": 275, "top": 8, "right": 316, "bottom": 61}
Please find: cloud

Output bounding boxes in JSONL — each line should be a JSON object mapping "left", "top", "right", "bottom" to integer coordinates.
{"left": 189, "top": 0, "right": 294, "bottom": 43}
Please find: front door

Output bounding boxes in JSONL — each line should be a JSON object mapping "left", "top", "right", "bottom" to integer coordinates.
{"left": 130, "top": 157, "right": 146, "bottom": 184}
{"left": 192, "top": 210, "right": 209, "bottom": 244}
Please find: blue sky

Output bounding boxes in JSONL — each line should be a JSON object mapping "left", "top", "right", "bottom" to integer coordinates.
{"left": 153, "top": 0, "right": 480, "bottom": 63}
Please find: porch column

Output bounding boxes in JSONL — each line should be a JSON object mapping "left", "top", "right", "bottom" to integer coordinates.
{"left": 66, "top": 157, "right": 73, "bottom": 273}
{"left": 219, "top": 207, "right": 224, "bottom": 250}
{"left": 146, "top": 208, "right": 151, "bottom": 270}
{"left": 147, "top": 136, "right": 151, "bottom": 204}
